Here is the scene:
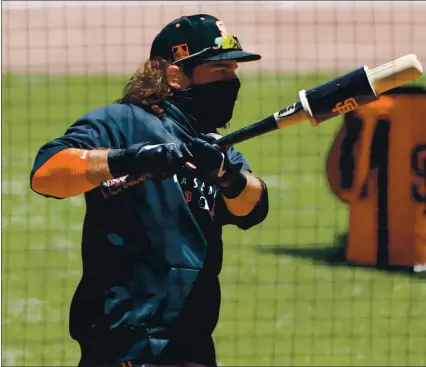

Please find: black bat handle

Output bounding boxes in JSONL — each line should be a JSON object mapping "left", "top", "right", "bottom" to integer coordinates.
{"left": 215, "top": 115, "right": 279, "bottom": 149}
{"left": 215, "top": 101, "right": 306, "bottom": 149}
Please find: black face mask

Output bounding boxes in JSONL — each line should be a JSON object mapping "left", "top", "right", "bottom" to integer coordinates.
{"left": 170, "top": 78, "right": 241, "bottom": 133}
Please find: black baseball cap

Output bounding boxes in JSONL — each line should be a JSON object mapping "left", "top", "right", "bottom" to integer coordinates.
{"left": 150, "top": 14, "right": 261, "bottom": 66}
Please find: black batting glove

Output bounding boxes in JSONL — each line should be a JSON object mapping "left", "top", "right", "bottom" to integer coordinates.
{"left": 107, "top": 142, "right": 186, "bottom": 181}
{"left": 185, "top": 135, "right": 247, "bottom": 198}
{"left": 185, "top": 137, "right": 226, "bottom": 181}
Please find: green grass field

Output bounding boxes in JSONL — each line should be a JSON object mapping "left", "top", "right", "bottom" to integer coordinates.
{"left": 2, "top": 71, "right": 426, "bottom": 367}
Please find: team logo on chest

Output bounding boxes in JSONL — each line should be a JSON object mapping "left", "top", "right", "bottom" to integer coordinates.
{"left": 179, "top": 176, "right": 218, "bottom": 215}
{"left": 184, "top": 190, "right": 193, "bottom": 204}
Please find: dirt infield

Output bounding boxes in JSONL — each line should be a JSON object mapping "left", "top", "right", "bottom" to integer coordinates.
{"left": 2, "top": 1, "right": 426, "bottom": 74}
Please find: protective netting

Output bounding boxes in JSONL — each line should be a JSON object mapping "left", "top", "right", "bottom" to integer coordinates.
{"left": 2, "top": 1, "right": 426, "bottom": 366}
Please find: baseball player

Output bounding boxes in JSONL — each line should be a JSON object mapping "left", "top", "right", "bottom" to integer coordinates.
{"left": 30, "top": 14, "right": 269, "bottom": 367}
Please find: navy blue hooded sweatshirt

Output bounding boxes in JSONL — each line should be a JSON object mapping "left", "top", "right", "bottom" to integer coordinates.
{"left": 30, "top": 100, "right": 269, "bottom": 366}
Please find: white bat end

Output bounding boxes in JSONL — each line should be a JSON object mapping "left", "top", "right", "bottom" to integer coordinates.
{"left": 367, "top": 54, "right": 424, "bottom": 95}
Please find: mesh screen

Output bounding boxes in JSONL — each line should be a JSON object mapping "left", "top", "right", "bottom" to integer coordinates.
{"left": 2, "top": 1, "right": 426, "bottom": 366}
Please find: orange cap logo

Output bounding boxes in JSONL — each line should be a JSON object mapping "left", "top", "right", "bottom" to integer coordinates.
{"left": 172, "top": 43, "right": 190, "bottom": 62}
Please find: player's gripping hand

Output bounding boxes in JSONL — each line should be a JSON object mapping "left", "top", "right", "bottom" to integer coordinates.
{"left": 185, "top": 134, "right": 247, "bottom": 198}
{"left": 107, "top": 142, "right": 186, "bottom": 181}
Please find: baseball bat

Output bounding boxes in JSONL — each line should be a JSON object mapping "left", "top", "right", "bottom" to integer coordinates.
{"left": 100, "top": 54, "right": 423, "bottom": 198}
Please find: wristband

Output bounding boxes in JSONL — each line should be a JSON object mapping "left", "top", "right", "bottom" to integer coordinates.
{"left": 219, "top": 168, "right": 248, "bottom": 199}
{"left": 107, "top": 149, "right": 129, "bottom": 178}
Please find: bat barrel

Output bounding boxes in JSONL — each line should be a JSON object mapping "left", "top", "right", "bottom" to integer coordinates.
{"left": 298, "top": 66, "right": 378, "bottom": 126}
{"left": 297, "top": 54, "right": 423, "bottom": 127}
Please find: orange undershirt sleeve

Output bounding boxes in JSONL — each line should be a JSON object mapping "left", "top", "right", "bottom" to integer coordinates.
{"left": 31, "top": 148, "right": 102, "bottom": 198}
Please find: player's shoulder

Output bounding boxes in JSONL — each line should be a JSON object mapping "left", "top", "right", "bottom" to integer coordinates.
{"left": 125, "top": 103, "right": 164, "bottom": 123}
{"left": 79, "top": 103, "right": 135, "bottom": 122}
{"left": 76, "top": 103, "right": 162, "bottom": 129}
{"left": 73, "top": 102, "right": 172, "bottom": 143}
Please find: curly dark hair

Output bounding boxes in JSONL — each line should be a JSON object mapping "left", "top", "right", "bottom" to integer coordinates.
{"left": 115, "top": 58, "right": 175, "bottom": 117}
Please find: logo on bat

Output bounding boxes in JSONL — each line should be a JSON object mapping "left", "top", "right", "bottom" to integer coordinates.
{"left": 332, "top": 98, "right": 359, "bottom": 114}
{"left": 276, "top": 103, "right": 297, "bottom": 118}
